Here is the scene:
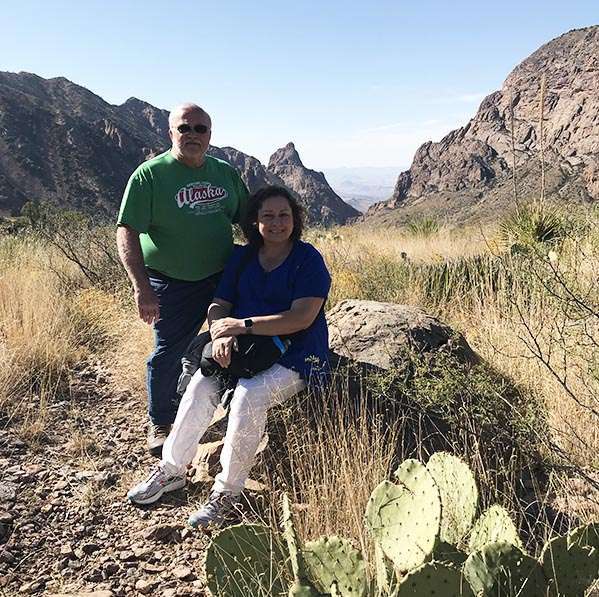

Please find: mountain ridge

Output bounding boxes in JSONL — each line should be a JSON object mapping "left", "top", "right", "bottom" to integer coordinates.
{"left": 0, "top": 72, "right": 357, "bottom": 225}
{"left": 367, "top": 25, "right": 599, "bottom": 224}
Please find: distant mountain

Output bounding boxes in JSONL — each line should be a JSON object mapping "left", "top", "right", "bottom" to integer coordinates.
{"left": 367, "top": 26, "right": 599, "bottom": 224}
{"left": 323, "top": 166, "right": 400, "bottom": 212}
{"left": 268, "top": 143, "right": 360, "bottom": 225}
{"left": 0, "top": 71, "right": 356, "bottom": 225}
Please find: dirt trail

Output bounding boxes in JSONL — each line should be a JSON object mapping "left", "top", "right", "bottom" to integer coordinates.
{"left": 0, "top": 362, "right": 223, "bottom": 596}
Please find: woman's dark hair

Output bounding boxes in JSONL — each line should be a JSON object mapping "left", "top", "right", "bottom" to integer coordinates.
{"left": 241, "top": 185, "right": 304, "bottom": 247}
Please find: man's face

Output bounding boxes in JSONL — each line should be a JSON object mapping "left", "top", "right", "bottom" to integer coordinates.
{"left": 169, "top": 109, "right": 212, "bottom": 162}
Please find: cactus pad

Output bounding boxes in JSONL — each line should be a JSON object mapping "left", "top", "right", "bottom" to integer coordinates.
{"left": 398, "top": 562, "right": 474, "bottom": 596}
{"left": 468, "top": 504, "right": 523, "bottom": 552}
{"left": 205, "top": 523, "right": 288, "bottom": 597}
{"left": 541, "top": 533, "right": 599, "bottom": 597}
{"left": 433, "top": 540, "right": 468, "bottom": 567}
{"left": 366, "top": 459, "right": 441, "bottom": 572}
{"left": 569, "top": 522, "right": 599, "bottom": 550}
{"left": 464, "top": 541, "right": 546, "bottom": 597}
{"left": 303, "top": 535, "right": 367, "bottom": 597}
{"left": 426, "top": 452, "right": 478, "bottom": 545}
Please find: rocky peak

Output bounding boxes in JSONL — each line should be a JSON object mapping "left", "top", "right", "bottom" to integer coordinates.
{"left": 368, "top": 25, "right": 599, "bottom": 223}
{"left": 268, "top": 142, "right": 304, "bottom": 169}
{"left": 268, "top": 143, "right": 360, "bottom": 225}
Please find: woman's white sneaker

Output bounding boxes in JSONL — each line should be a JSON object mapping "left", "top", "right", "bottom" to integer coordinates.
{"left": 127, "top": 465, "right": 186, "bottom": 505}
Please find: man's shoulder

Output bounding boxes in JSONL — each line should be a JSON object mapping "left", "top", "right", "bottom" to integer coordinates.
{"left": 205, "top": 154, "right": 240, "bottom": 176}
{"left": 131, "top": 151, "right": 173, "bottom": 178}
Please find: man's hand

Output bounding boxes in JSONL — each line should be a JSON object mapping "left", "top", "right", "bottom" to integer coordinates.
{"left": 210, "top": 317, "right": 245, "bottom": 339}
{"left": 212, "top": 336, "right": 238, "bottom": 368}
{"left": 134, "top": 285, "right": 160, "bottom": 324}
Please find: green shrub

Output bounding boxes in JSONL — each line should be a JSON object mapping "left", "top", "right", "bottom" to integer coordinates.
{"left": 405, "top": 216, "right": 439, "bottom": 237}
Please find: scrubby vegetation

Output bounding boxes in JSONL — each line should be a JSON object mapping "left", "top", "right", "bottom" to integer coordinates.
{"left": 0, "top": 201, "right": 597, "bottom": 594}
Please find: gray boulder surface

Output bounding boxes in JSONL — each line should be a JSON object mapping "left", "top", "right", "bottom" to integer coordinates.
{"left": 367, "top": 26, "right": 599, "bottom": 224}
{"left": 328, "top": 299, "right": 478, "bottom": 370}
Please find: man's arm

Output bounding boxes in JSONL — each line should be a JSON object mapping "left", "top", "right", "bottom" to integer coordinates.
{"left": 116, "top": 224, "right": 159, "bottom": 324}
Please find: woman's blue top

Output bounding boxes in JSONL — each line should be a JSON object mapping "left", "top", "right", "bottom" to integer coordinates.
{"left": 215, "top": 241, "right": 331, "bottom": 386}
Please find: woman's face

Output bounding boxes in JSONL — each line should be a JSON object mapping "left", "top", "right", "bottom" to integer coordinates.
{"left": 257, "top": 195, "right": 294, "bottom": 245}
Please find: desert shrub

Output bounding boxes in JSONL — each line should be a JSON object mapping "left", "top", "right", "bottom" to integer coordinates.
{"left": 405, "top": 216, "right": 439, "bottom": 237}
{"left": 499, "top": 202, "right": 570, "bottom": 252}
{"left": 21, "top": 201, "right": 127, "bottom": 294}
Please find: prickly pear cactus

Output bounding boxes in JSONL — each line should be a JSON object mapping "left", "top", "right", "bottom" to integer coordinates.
{"left": 374, "top": 542, "right": 397, "bottom": 595}
{"left": 541, "top": 530, "right": 599, "bottom": 597}
{"left": 468, "top": 504, "right": 523, "bottom": 552}
{"left": 433, "top": 540, "right": 468, "bottom": 567}
{"left": 569, "top": 522, "right": 599, "bottom": 550}
{"left": 366, "top": 459, "right": 441, "bottom": 572}
{"left": 281, "top": 494, "right": 319, "bottom": 597}
{"left": 463, "top": 541, "right": 547, "bottom": 597}
{"left": 205, "top": 523, "right": 288, "bottom": 597}
{"left": 288, "top": 582, "right": 321, "bottom": 597}
{"left": 397, "top": 562, "right": 475, "bottom": 596}
{"left": 303, "top": 535, "right": 367, "bottom": 597}
{"left": 426, "top": 452, "right": 478, "bottom": 545}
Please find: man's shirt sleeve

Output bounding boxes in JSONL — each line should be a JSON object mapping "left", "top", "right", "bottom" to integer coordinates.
{"left": 231, "top": 170, "right": 249, "bottom": 225}
{"left": 117, "top": 166, "right": 152, "bottom": 233}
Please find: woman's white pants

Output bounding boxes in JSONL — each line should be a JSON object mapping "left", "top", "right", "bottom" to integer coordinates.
{"left": 161, "top": 363, "right": 306, "bottom": 494}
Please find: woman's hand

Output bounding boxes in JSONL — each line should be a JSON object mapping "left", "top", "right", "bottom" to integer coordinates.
{"left": 210, "top": 317, "right": 245, "bottom": 339}
{"left": 212, "top": 336, "right": 238, "bottom": 368}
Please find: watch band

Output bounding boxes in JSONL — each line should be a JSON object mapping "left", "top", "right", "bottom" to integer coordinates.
{"left": 243, "top": 318, "right": 254, "bottom": 333}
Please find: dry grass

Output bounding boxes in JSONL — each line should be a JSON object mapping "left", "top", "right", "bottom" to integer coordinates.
{"left": 1, "top": 210, "right": 597, "bottom": 552}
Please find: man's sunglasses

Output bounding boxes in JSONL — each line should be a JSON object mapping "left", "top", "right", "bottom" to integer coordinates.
{"left": 176, "top": 124, "right": 209, "bottom": 134}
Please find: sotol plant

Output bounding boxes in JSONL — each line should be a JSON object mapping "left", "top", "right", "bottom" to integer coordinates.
{"left": 204, "top": 452, "right": 599, "bottom": 596}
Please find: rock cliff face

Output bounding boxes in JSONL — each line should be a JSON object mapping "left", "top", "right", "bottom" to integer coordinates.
{"left": 368, "top": 26, "right": 599, "bottom": 223}
{"left": 0, "top": 72, "right": 356, "bottom": 225}
{"left": 268, "top": 142, "right": 360, "bottom": 225}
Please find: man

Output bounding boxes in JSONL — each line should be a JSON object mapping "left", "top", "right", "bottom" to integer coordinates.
{"left": 117, "top": 103, "right": 248, "bottom": 456}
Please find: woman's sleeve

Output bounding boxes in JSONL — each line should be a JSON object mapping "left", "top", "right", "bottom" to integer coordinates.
{"left": 292, "top": 247, "right": 331, "bottom": 300}
{"left": 214, "top": 246, "right": 245, "bottom": 303}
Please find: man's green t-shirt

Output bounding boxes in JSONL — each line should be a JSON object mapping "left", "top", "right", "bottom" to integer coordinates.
{"left": 118, "top": 151, "right": 249, "bottom": 281}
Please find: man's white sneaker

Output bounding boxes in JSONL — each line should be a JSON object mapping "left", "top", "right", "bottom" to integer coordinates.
{"left": 127, "top": 465, "right": 185, "bottom": 505}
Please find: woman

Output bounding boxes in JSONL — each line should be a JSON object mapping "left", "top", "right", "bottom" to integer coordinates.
{"left": 127, "top": 185, "right": 331, "bottom": 529}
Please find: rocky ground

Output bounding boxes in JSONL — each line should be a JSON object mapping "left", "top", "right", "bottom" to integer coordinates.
{"left": 0, "top": 362, "right": 267, "bottom": 597}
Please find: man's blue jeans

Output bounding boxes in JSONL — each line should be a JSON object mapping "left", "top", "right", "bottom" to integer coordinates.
{"left": 147, "top": 270, "right": 221, "bottom": 425}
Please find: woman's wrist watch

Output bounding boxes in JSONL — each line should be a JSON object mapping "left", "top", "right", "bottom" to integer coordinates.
{"left": 243, "top": 318, "right": 254, "bottom": 334}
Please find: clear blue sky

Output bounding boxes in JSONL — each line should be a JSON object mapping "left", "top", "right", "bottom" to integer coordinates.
{"left": 1, "top": 1, "right": 597, "bottom": 169}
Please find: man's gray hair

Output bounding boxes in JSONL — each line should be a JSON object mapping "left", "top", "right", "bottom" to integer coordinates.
{"left": 168, "top": 103, "right": 211, "bottom": 129}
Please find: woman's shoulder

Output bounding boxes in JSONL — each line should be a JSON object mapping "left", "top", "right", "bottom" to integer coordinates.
{"left": 294, "top": 240, "right": 324, "bottom": 260}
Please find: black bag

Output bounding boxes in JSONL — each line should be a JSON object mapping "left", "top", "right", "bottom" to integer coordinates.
{"left": 200, "top": 334, "right": 291, "bottom": 379}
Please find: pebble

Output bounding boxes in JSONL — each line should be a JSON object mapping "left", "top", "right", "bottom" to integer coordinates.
{"left": 142, "top": 523, "right": 183, "bottom": 542}
{"left": 118, "top": 550, "right": 136, "bottom": 562}
{"left": 172, "top": 565, "right": 194, "bottom": 580}
{"left": 134, "top": 579, "right": 156, "bottom": 594}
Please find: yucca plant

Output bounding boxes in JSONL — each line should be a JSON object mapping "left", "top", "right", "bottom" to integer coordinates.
{"left": 499, "top": 203, "right": 569, "bottom": 252}
{"left": 405, "top": 216, "right": 439, "bottom": 238}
